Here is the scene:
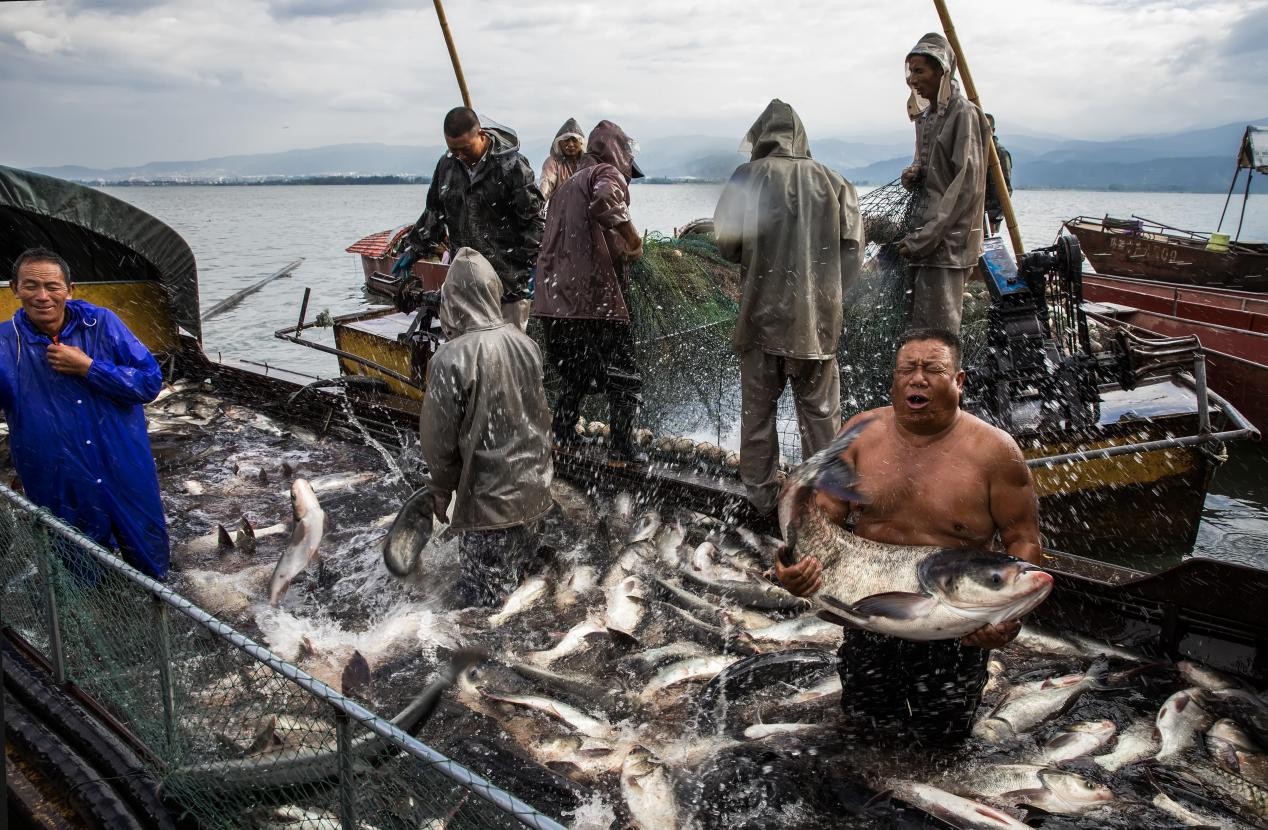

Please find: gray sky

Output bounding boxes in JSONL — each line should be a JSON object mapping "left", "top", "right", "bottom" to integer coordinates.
{"left": 3, "top": 0, "right": 1266, "bottom": 168}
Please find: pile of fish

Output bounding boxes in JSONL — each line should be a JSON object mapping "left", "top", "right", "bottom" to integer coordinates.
{"left": 143, "top": 384, "right": 1268, "bottom": 829}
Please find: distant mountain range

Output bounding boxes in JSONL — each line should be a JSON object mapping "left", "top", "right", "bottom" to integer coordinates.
{"left": 29, "top": 117, "right": 1268, "bottom": 193}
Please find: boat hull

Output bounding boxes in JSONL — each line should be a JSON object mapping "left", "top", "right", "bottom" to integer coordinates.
{"left": 1065, "top": 217, "right": 1268, "bottom": 290}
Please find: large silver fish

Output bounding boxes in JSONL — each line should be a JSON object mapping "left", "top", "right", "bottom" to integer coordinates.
{"left": 1156, "top": 688, "right": 1215, "bottom": 763}
{"left": 957, "top": 764, "right": 1114, "bottom": 815}
{"left": 777, "top": 422, "right": 1053, "bottom": 640}
{"left": 887, "top": 782, "right": 1029, "bottom": 830}
{"left": 621, "top": 746, "right": 679, "bottom": 830}
{"left": 973, "top": 659, "right": 1109, "bottom": 742}
{"left": 268, "top": 479, "right": 326, "bottom": 605}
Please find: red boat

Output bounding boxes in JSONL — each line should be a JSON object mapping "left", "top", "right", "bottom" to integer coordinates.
{"left": 1083, "top": 272, "right": 1268, "bottom": 432}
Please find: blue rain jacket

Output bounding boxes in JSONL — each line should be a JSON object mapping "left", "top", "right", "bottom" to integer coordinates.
{"left": 0, "top": 299, "right": 170, "bottom": 579}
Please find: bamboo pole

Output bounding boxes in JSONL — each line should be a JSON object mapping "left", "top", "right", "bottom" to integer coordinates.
{"left": 432, "top": 0, "right": 472, "bottom": 109}
{"left": 931, "top": 0, "right": 1025, "bottom": 259}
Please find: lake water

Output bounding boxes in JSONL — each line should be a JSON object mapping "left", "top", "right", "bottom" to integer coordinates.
{"left": 100, "top": 183, "right": 1268, "bottom": 568}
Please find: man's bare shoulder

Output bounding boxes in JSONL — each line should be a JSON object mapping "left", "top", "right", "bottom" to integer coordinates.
{"left": 959, "top": 411, "right": 1030, "bottom": 471}
{"left": 843, "top": 406, "right": 894, "bottom": 447}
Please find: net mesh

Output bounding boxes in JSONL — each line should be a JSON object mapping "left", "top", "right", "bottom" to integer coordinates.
{"left": 0, "top": 488, "right": 563, "bottom": 830}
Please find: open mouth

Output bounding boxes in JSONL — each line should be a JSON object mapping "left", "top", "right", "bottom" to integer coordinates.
{"left": 906, "top": 394, "right": 930, "bottom": 410}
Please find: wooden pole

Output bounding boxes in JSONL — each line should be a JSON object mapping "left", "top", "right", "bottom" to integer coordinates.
{"left": 432, "top": 0, "right": 472, "bottom": 109}
{"left": 931, "top": 0, "right": 1025, "bottom": 259}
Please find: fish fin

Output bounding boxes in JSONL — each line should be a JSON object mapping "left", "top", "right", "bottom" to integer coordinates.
{"left": 816, "top": 608, "right": 859, "bottom": 628}
{"left": 996, "top": 788, "right": 1049, "bottom": 808}
{"left": 282, "top": 460, "right": 295, "bottom": 477}
{"left": 1085, "top": 656, "right": 1112, "bottom": 689}
{"left": 809, "top": 418, "right": 873, "bottom": 503}
{"left": 245, "top": 715, "right": 280, "bottom": 755}
{"left": 235, "top": 517, "right": 256, "bottom": 553}
{"left": 850, "top": 592, "right": 939, "bottom": 621}
{"left": 340, "top": 650, "right": 371, "bottom": 698}
{"left": 298, "top": 636, "right": 317, "bottom": 660}
{"left": 216, "top": 524, "right": 234, "bottom": 552}
{"left": 258, "top": 468, "right": 269, "bottom": 485}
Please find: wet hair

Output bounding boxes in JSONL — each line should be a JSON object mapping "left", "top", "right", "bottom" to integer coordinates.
{"left": 443, "top": 107, "right": 481, "bottom": 138}
{"left": 11, "top": 247, "right": 72, "bottom": 287}
{"left": 897, "top": 328, "right": 961, "bottom": 369}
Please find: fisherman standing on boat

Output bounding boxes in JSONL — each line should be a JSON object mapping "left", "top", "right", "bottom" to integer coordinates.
{"left": 775, "top": 328, "right": 1042, "bottom": 744}
{"left": 713, "top": 99, "right": 864, "bottom": 515}
{"left": 899, "top": 33, "right": 989, "bottom": 334}
{"left": 538, "top": 118, "right": 586, "bottom": 204}
{"left": 420, "top": 247, "right": 554, "bottom": 608}
{"left": 983, "top": 113, "right": 1013, "bottom": 237}
{"left": 0, "top": 248, "right": 170, "bottom": 580}
{"left": 409, "top": 107, "right": 545, "bottom": 331}
{"left": 533, "top": 120, "right": 649, "bottom": 467}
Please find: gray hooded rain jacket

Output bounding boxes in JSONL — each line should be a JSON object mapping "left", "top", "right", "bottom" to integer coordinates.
{"left": 713, "top": 100, "right": 864, "bottom": 360}
{"left": 420, "top": 248, "right": 553, "bottom": 532}
{"left": 539, "top": 118, "right": 586, "bottom": 203}
{"left": 903, "top": 33, "right": 989, "bottom": 269}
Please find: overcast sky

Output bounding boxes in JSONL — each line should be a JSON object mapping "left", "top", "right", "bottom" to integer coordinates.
{"left": 3, "top": 0, "right": 1266, "bottom": 168}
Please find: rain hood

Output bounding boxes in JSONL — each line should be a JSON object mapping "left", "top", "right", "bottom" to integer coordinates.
{"left": 713, "top": 100, "right": 864, "bottom": 360}
{"left": 539, "top": 117, "right": 587, "bottom": 202}
{"left": 422, "top": 248, "right": 553, "bottom": 532}
{"left": 906, "top": 32, "right": 960, "bottom": 121}
{"left": 581, "top": 120, "right": 644, "bottom": 181}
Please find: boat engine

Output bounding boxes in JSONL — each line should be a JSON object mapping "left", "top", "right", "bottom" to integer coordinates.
{"left": 393, "top": 283, "right": 446, "bottom": 386}
{"left": 968, "top": 234, "right": 1103, "bottom": 432}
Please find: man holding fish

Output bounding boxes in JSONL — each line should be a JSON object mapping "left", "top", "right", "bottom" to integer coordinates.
{"left": 774, "top": 328, "right": 1046, "bottom": 743}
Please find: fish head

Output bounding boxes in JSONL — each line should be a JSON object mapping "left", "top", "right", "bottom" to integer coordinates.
{"left": 627, "top": 509, "right": 661, "bottom": 544}
{"left": 290, "top": 478, "right": 320, "bottom": 520}
{"left": 919, "top": 551, "right": 1054, "bottom": 620}
{"left": 1073, "top": 719, "right": 1117, "bottom": 741}
{"left": 1035, "top": 769, "right": 1114, "bottom": 811}
{"left": 1158, "top": 688, "right": 1209, "bottom": 730}
{"left": 1208, "top": 717, "right": 1260, "bottom": 753}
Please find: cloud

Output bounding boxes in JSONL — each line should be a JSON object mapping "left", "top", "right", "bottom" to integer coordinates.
{"left": 266, "top": 0, "right": 416, "bottom": 19}
{"left": 14, "top": 29, "right": 72, "bottom": 54}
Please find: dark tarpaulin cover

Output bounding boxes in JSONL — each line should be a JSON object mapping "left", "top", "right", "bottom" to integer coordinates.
{"left": 0, "top": 165, "right": 201, "bottom": 343}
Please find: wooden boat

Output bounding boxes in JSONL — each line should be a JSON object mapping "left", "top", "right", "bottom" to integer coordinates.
{"left": 345, "top": 225, "right": 448, "bottom": 300}
{"left": 1064, "top": 125, "right": 1268, "bottom": 289}
{"left": 1064, "top": 214, "right": 1268, "bottom": 289}
{"left": 4, "top": 165, "right": 1268, "bottom": 830}
{"left": 1082, "top": 272, "right": 1268, "bottom": 433}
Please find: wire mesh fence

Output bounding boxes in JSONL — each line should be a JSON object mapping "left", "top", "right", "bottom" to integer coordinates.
{"left": 0, "top": 484, "right": 566, "bottom": 830}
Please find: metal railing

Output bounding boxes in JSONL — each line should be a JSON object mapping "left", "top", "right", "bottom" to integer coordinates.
{"left": 0, "top": 484, "right": 566, "bottom": 830}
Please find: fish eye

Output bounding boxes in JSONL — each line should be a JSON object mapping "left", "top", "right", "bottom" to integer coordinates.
{"left": 991, "top": 573, "right": 1003, "bottom": 585}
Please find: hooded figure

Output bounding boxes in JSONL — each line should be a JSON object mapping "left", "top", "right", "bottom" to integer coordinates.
{"left": 713, "top": 99, "right": 864, "bottom": 514}
{"left": 533, "top": 120, "right": 647, "bottom": 465}
{"left": 420, "top": 248, "right": 553, "bottom": 606}
{"left": 539, "top": 118, "right": 586, "bottom": 203}
{"left": 409, "top": 116, "right": 545, "bottom": 319}
{"left": 0, "top": 296, "right": 169, "bottom": 580}
{"left": 899, "top": 32, "right": 989, "bottom": 333}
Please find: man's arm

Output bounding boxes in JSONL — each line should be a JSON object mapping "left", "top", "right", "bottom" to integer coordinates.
{"left": 960, "top": 432, "right": 1043, "bottom": 649}
{"left": 418, "top": 354, "right": 468, "bottom": 518}
{"left": 408, "top": 157, "right": 449, "bottom": 253}
{"left": 712, "top": 166, "right": 751, "bottom": 264}
{"left": 589, "top": 166, "right": 641, "bottom": 260}
{"left": 900, "top": 104, "right": 987, "bottom": 261}
{"left": 71, "top": 311, "right": 163, "bottom": 405}
{"left": 509, "top": 154, "right": 546, "bottom": 276}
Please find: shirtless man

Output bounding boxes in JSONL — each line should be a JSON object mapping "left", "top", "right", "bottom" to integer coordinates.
{"left": 775, "top": 328, "right": 1042, "bottom": 743}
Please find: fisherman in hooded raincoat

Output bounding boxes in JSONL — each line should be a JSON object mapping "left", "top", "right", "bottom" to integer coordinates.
{"left": 899, "top": 32, "right": 989, "bottom": 334}
{"left": 0, "top": 248, "right": 170, "bottom": 580}
{"left": 713, "top": 99, "right": 864, "bottom": 515}
{"left": 538, "top": 118, "right": 586, "bottom": 204}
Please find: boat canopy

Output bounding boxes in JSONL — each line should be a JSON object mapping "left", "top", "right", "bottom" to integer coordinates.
{"left": 1239, "top": 125, "right": 1267, "bottom": 174}
{"left": 0, "top": 165, "right": 201, "bottom": 342}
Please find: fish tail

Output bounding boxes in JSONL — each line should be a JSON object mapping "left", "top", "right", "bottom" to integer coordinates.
{"left": 807, "top": 418, "right": 872, "bottom": 503}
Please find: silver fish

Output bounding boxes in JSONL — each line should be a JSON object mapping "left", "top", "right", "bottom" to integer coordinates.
{"left": 780, "top": 423, "right": 1053, "bottom": 640}
{"left": 743, "top": 615, "right": 841, "bottom": 648}
{"left": 522, "top": 618, "right": 607, "bottom": 667}
{"left": 554, "top": 565, "right": 599, "bottom": 611}
{"left": 1038, "top": 720, "right": 1117, "bottom": 764}
{"left": 268, "top": 479, "right": 326, "bottom": 605}
{"left": 1092, "top": 719, "right": 1159, "bottom": 771}
{"left": 617, "top": 642, "right": 707, "bottom": 676}
{"left": 479, "top": 689, "right": 613, "bottom": 741}
{"left": 529, "top": 734, "right": 627, "bottom": 783}
{"left": 1156, "top": 688, "right": 1215, "bottom": 763}
{"left": 1013, "top": 624, "right": 1149, "bottom": 663}
{"left": 621, "top": 746, "right": 679, "bottom": 830}
{"left": 638, "top": 654, "right": 738, "bottom": 705}
{"left": 605, "top": 575, "right": 647, "bottom": 642}
{"left": 306, "top": 471, "right": 378, "bottom": 494}
{"left": 1208, "top": 718, "right": 1268, "bottom": 789}
{"left": 742, "top": 723, "right": 820, "bottom": 740}
{"left": 487, "top": 575, "right": 549, "bottom": 627}
{"left": 959, "top": 764, "right": 1113, "bottom": 815}
{"left": 678, "top": 569, "right": 809, "bottom": 612}
{"left": 887, "top": 782, "right": 1029, "bottom": 830}
{"left": 973, "top": 659, "right": 1109, "bottom": 742}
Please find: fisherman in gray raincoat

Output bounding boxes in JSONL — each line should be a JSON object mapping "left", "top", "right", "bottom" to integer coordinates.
{"left": 713, "top": 99, "right": 864, "bottom": 514}
{"left": 420, "top": 248, "right": 554, "bottom": 607}
{"left": 899, "top": 32, "right": 989, "bottom": 334}
{"left": 538, "top": 118, "right": 586, "bottom": 204}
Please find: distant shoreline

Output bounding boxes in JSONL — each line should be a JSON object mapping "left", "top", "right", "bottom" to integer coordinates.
{"left": 86, "top": 175, "right": 1263, "bottom": 195}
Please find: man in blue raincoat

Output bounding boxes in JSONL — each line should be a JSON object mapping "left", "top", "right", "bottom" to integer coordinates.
{"left": 0, "top": 248, "right": 170, "bottom": 580}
